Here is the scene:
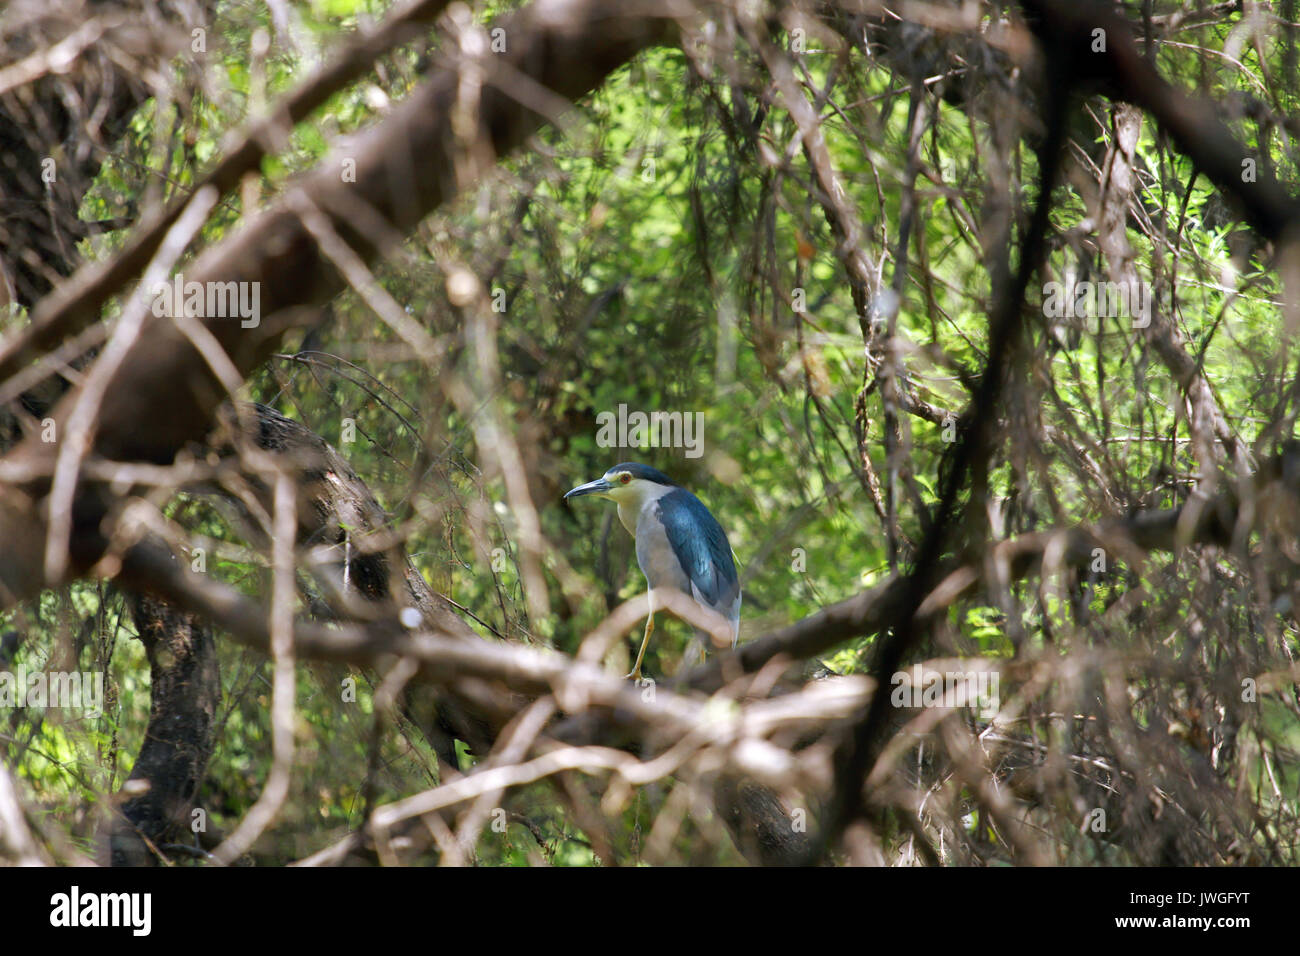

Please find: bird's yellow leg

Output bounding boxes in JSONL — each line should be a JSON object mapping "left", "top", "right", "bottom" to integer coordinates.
{"left": 626, "top": 612, "right": 654, "bottom": 681}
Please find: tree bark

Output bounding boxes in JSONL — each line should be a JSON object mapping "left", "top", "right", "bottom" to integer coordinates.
{"left": 108, "top": 592, "right": 219, "bottom": 865}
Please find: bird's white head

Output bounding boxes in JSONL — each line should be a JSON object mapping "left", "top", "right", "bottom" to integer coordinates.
{"left": 564, "top": 462, "right": 677, "bottom": 508}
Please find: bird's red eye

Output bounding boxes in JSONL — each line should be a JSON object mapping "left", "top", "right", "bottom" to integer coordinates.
{"left": 620, "top": 474, "right": 631, "bottom": 484}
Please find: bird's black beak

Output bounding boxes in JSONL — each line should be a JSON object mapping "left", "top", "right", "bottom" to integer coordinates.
{"left": 564, "top": 477, "right": 612, "bottom": 500}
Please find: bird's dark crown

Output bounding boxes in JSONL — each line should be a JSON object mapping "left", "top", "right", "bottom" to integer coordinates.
{"left": 608, "top": 462, "right": 677, "bottom": 485}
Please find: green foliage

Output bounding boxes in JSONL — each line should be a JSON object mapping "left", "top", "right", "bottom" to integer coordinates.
{"left": 8, "top": 1, "right": 1300, "bottom": 865}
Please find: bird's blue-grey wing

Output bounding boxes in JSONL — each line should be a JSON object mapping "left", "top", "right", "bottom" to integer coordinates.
{"left": 656, "top": 489, "right": 741, "bottom": 637}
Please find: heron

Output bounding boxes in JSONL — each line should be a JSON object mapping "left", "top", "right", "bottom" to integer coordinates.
{"left": 564, "top": 462, "right": 740, "bottom": 681}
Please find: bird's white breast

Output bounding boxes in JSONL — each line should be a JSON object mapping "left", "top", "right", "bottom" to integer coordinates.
{"left": 620, "top": 485, "right": 689, "bottom": 594}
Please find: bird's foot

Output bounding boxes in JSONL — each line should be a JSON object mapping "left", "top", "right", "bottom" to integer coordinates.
{"left": 623, "top": 667, "right": 643, "bottom": 682}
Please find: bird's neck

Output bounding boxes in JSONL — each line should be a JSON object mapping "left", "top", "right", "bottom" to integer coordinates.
{"left": 616, "top": 500, "right": 639, "bottom": 536}
{"left": 615, "top": 484, "right": 674, "bottom": 536}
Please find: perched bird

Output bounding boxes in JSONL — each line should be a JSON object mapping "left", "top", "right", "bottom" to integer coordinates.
{"left": 564, "top": 462, "right": 740, "bottom": 680}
